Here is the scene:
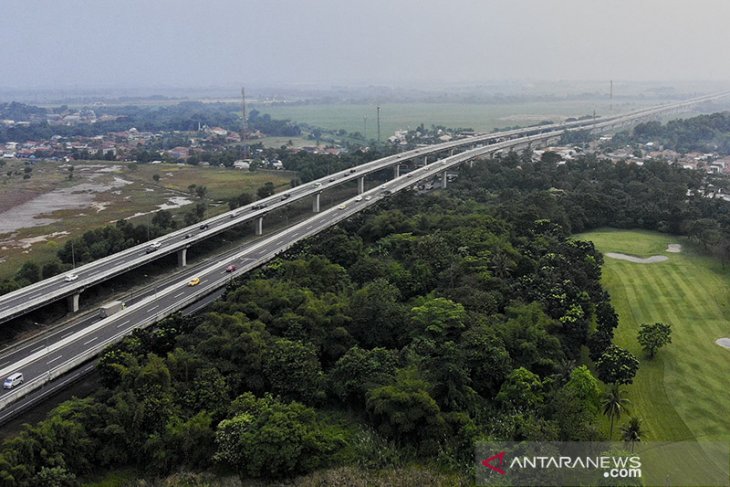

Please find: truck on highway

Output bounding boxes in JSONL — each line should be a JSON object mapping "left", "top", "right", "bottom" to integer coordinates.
{"left": 99, "top": 300, "right": 125, "bottom": 318}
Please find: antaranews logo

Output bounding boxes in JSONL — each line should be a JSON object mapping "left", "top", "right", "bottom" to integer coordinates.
{"left": 477, "top": 441, "right": 729, "bottom": 487}
{"left": 478, "top": 445, "right": 644, "bottom": 486}
{"left": 481, "top": 451, "right": 507, "bottom": 475}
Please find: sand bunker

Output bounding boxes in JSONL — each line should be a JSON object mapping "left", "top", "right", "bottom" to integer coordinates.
{"left": 605, "top": 252, "right": 668, "bottom": 264}
{"left": 715, "top": 338, "right": 730, "bottom": 349}
{"left": 666, "top": 244, "right": 682, "bottom": 253}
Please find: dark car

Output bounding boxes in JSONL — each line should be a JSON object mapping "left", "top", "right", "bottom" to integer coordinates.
{"left": 199, "top": 223, "right": 209, "bottom": 230}
{"left": 281, "top": 194, "right": 291, "bottom": 200}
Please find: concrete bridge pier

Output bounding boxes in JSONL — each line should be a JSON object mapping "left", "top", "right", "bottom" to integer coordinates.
{"left": 67, "top": 293, "right": 80, "bottom": 313}
{"left": 255, "top": 216, "right": 264, "bottom": 236}
{"left": 441, "top": 172, "right": 448, "bottom": 188}
{"left": 177, "top": 248, "right": 187, "bottom": 267}
{"left": 450, "top": 149, "right": 454, "bottom": 156}
{"left": 393, "top": 165, "right": 400, "bottom": 178}
{"left": 357, "top": 177, "right": 365, "bottom": 194}
{"left": 423, "top": 156, "right": 428, "bottom": 166}
{"left": 312, "top": 193, "right": 321, "bottom": 213}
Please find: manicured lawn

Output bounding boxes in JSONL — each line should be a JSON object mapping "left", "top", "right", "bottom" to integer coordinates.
{"left": 576, "top": 229, "right": 730, "bottom": 444}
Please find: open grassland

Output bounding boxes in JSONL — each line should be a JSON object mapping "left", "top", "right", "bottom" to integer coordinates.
{"left": 254, "top": 99, "right": 662, "bottom": 136}
{"left": 577, "top": 229, "right": 730, "bottom": 444}
{"left": 0, "top": 160, "right": 292, "bottom": 280}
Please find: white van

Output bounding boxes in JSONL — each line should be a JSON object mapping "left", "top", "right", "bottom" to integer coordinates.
{"left": 3, "top": 372, "right": 23, "bottom": 389}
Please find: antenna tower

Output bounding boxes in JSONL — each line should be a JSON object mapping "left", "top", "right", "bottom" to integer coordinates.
{"left": 376, "top": 106, "right": 381, "bottom": 144}
{"left": 610, "top": 80, "right": 613, "bottom": 112}
{"left": 241, "top": 87, "right": 248, "bottom": 159}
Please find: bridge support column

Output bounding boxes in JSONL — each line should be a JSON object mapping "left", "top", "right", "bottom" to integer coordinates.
{"left": 67, "top": 293, "right": 80, "bottom": 313}
{"left": 450, "top": 149, "right": 454, "bottom": 156}
{"left": 312, "top": 193, "right": 320, "bottom": 213}
{"left": 177, "top": 248, "right": 187, "bottom": 267}
{"left": 441, "top": 172, "right": 448, "bottom": 188}
{"left": 255, "top": 216, "right": 264, "bottom": 236}
{"left": 423, "top": 156, "right": 428, "bottom": 166}
{"left": 468, "top": 160, "right": 474, "bottom": 168}
{"left": 357, "top": 177, "right": 365, "bottom": 194}
{"left": 393, "top": 165, "right": 400, "bottom": 178}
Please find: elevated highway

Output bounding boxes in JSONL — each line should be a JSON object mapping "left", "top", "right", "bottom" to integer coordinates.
{"left": 0, "top": 91, "right": 726, "bottom": 325}
{"left": 0, "top": 91, "right": 729, "bottom": 417}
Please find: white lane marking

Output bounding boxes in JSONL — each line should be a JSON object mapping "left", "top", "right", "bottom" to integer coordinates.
{"left": 47, "top": 355, "right": 63, "bottom": 364}
{"left": 30, "top": 345, "right": 45, "bottom": 353}
{"left": 173, "top": 291, "right": 185, "bottom": 298}
{"left": 116, "top": 320, "right": 130, "bottom": 329}
{"left": 61, "top": 331, "right": 75, "bottom": 339}
{"left": 83, "top": 336, "right": 98, "bottom": 346}
{"left": 148, "top": 305, "right": 159, "bottom": 311}
{"left": 0, "top": 362, "right": 8, "bottom": 369}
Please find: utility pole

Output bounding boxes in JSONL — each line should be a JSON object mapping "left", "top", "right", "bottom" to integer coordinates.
{"left": 610, "top": 80, "right": 613, "bottom": 113}
{"left": 241, "top": 86, "right": 248, "bottom": 159}
{"left": 71, "top": 241, "right": 76, "bottom": 270}
{"left": 376, "top": 106, "right": 381, "bottom": 144}
{"left": 363, "top": 115, "right": 367, "bottom": 141}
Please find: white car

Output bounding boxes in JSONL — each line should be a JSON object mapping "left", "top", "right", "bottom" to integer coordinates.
{"left": 338, "top": 204, "right": 347, "bottom": 210}
{"left": 364, "top": 196, "right": 372, "bottom": 201}
{"left": 354, "top": 196, "right": 363, "bottom": 202}
{"left": 3, "top": 372, "right": 23, "bottom": 390}
{"left": 64, "top": 274, "right": 78, "bottom": 282}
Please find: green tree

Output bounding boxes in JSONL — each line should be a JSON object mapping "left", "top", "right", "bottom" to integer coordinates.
{"left": 348, "top": 278, "right": 407, "bottom": 349}
{"left": 365, "top": 368, "right": 447, "bottom": 452}
{"left": 152, "top": 174, "right": 160, "bottom": 182}
{"left": 596, "top": 345, "right": 639, "bottom": 385}
{"left": 15, "top": 261, "right": 41, "bottom": 284}
{"left": 602, "top": 383, "right": 631, "bottom": 439}
{"left": 620, "top": 416, "right": 642, "bottom": 452}
{"left": 257, "top": 181, "right": 275, "bottom": 199}
{"left": 637, "top": 322, "right": 672, "bottom": 358}
{"left": 39, "top": 260, "right": 62, "bottom": 279}
{"left": 195, "top": 185, "right": 208, "bottom": 199}
{"left": 496, "top": 367, "right": 544, "bottom": 412}
{"left": 409, "top": 296, "right": 466, "bottom": 342}
{"left": 263, "top": 338, "right": 324, "bottom": 404}
{"left": 214, "top": 393, "right": 343, "bottom": 479}
{"left": 328, "top": 346, "right": 398, "bottom": 407}
{"left": 563, "top": 365, "right": 602, "bottom": 415}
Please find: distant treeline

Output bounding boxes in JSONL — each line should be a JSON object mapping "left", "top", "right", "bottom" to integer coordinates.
{"left": 611, "top": 112, "right": 730, "bottom": 154}
{"left": 0, "top": 102, "right": 301, "bottom": 143}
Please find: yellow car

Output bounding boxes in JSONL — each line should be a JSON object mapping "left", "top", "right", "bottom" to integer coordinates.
{"left": 187, "top": 277, "right": 201, "bottom": 287}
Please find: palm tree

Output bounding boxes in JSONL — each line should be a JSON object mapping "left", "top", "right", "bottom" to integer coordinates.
{"left": 621, "top": 416, "right": 642, "bottom": 452}
{"left": 602, "top": 383, "right": 630, "bottom": 439}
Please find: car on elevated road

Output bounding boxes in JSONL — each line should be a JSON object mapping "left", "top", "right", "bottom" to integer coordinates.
{"left": 64, "top": 274, "right": 78, "bottom": 282}
{"left": 187, "top": 277, "right": 201, "bottom": 287}
{"left": 225, "top": 265, "right": 237, "bottom": 273}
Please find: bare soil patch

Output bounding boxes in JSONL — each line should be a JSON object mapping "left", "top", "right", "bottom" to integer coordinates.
{"left": 604, "top": 252, "right": 668, "bottom": 263}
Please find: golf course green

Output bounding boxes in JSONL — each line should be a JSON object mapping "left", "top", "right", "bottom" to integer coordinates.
{"left": 577, "top": 229, "right": 730, "bottom": 443}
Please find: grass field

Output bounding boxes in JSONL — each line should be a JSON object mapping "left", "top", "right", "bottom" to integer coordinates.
{"left": 576, "top": 229, "right": 730, "bottom": 444}
{"left": 253, "top": 99, "right": 663, "bottom": 137}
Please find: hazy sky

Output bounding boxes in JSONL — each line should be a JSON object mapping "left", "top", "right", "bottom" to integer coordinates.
{"left": 3, "top": 0, "right": 730, "bottom": 89}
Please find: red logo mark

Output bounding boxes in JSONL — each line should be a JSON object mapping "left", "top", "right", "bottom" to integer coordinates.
{"left": 482, "top": 451, "right": 507, "bottom": 475}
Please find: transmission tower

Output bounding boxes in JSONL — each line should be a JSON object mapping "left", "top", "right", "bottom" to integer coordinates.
{"left": 241, "top": 87, "right": 249, "bottom": 159}
{"left": 376, "top": 105, "right": 381, "bottom": 144}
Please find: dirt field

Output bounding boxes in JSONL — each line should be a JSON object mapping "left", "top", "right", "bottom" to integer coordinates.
{"left": 0, "top": 159, "right": 293, "bottom": 280}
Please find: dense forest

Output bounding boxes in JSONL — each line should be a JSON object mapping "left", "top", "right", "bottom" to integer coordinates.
{"left": 5, "top": 145, "right": 730, "bottom": 485}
